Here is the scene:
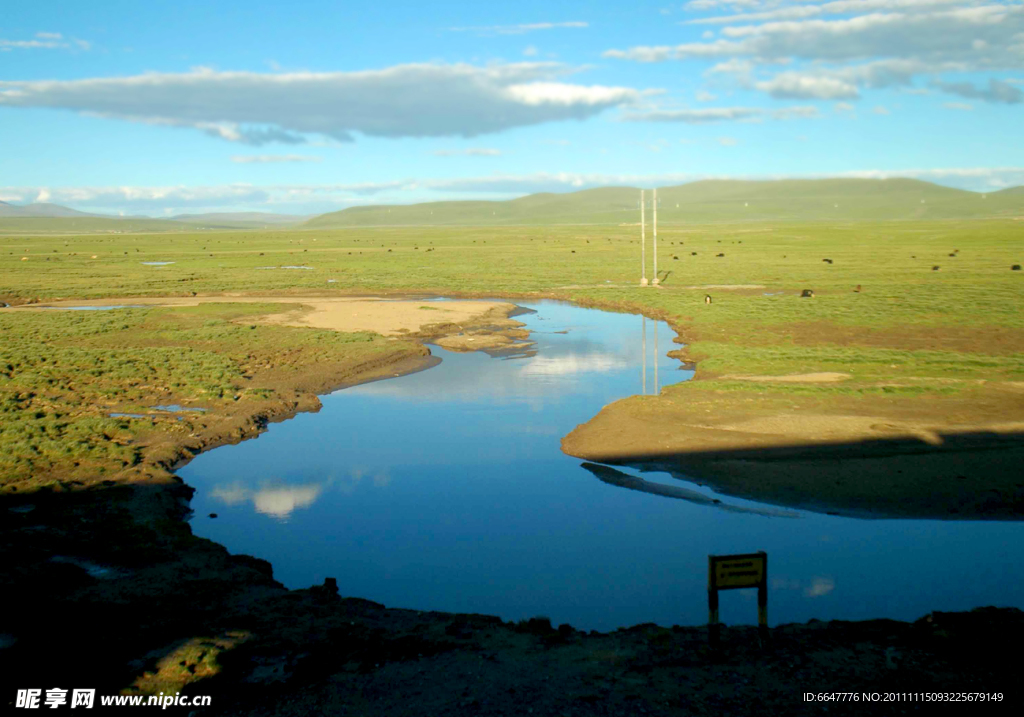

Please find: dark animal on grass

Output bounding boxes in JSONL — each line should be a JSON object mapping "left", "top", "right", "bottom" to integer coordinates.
{"left": 1013, "top": 265, "right": 1021, "bottom": 271}
{"left": 949, "top": 253, "right": 956, "bottom": 257}
{"left": 932, "top": 265, "right": 940, "bottom": 271}
{"left": 705, "top": 294, "right": 712, "bottom": 305}
{"left": 716, "top": 253, "right": 725, "bottom": 257}
{"left": 854, "top": 285, "right": 862, "bottom": 293}
{"left": 823, "top": 258, "right": 833, "bottom": 264}
{"left": 801, "top": 289, "right": 814, "bottom": 298}
{"left": 673, "top": 255, "right": 679, "bottom": 260}
{"left": 692, "top": 252, "right": 697, "bottom": 256}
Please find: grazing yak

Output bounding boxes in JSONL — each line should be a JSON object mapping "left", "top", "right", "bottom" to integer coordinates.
{"left": 705, "top": 294, "right": 712, "bottom": 305}
{"left": 801, "top": 289, "right": 815, "bottom": 298}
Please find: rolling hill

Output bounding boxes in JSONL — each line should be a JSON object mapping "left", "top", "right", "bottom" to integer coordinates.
{"left": 0, "top": 202, "right": 101, "bottom": 219}
{"left": 0, "top": 204, "right": 308, "bottom": 233}
{"left": 305, "top": 178, "right": 1024, "bottom": 227}
{"left": 170, "top": 212, "right": 310, "bottom": 228}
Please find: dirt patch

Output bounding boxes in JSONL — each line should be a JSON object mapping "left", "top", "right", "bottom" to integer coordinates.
{"left": 21, "top": 296, "right": 516, "bottom": 338}
{"left": 719, "top": 372, "right": 852, "bottom": 383}
{"left": 4, "top": 292, "right": 1024, "bottom": 713}
{"left": 777, "top": 321, "right": 1024, "bottom": 356}
{"left": 561, "top": 384, "right": 1024, "bottom": 520}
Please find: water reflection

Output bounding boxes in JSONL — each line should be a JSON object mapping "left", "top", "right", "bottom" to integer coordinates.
{"left": 581, "top": 463, "right": 800, "bottom": 518}
{"left": 639, "top": 316, "right": 659, "bottom": 395}
{"left": 210, "top": 481, "right": 323, "bottom": 519}
{"left": 180, "top": 300, "right": 1024, "bottom": 632}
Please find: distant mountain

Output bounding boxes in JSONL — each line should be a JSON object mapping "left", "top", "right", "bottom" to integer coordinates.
{"left": 305, "top": 178, "right": 1024, "bottom": 227}
{"left": 170, "top": 212, "right": 309, "bottom": 227}
{"left": 0, "top": 202, "right": 101, "bottom": 218}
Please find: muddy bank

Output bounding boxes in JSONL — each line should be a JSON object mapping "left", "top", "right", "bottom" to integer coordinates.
{"left": 561, "top": 393, "right": 1024, "bottom": 520}
{"left": 4, "top": 482, "right": 1021, "bottom": 715}
{"left": 3, "top": 293, "right": 1023, "bottom": 714}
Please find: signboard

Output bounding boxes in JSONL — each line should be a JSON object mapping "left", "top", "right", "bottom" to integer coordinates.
{"left": 707, "top": 551, "right": 768, "bottom": 647}
{"left": 710, "top": 553, "right": 766, "bottom": 590}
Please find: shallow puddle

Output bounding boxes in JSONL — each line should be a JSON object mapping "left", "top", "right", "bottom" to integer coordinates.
{"left": 180, "top": 300, "right": 1024, "bottom": 631}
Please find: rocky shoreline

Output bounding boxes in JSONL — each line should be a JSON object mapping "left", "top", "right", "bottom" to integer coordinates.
{"left": 3, "top": 297, "right": 1022, "bottom": 714}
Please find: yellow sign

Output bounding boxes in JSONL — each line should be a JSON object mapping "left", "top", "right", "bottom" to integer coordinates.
{"left": 710, "top": 553, "right": 766, "bottom": 590}
{"left": 707, "top": 551, "right": 769, "bottom": 647}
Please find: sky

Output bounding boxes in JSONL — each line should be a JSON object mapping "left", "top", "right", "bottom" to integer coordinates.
{"left": 1, "top": 0, "right": 1023, "bottom": 215}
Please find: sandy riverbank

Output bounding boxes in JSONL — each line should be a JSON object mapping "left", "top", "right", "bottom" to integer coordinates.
{"left": 18, "top": 295, "right": 520, "bottom": 337}
{"left": 561, "top": 387, "right": 1024, "bottom": 520}
{"left": 3, "top": 294, "right": 1023, "bottom": 714}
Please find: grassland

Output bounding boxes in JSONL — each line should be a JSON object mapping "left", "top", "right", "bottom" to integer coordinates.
{"left": 0, "top": 302, "right": 418, "bottom": 487}
{"left": 307, "top": 178, "right": 1024, "bottom": 226}
{"left": 3, "top": 208, "right": 1023, "bottom": 707}
{"left": 1, "top": 213, "right": 1022, "bottom": 489}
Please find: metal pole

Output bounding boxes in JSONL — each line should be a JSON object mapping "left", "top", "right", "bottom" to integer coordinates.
{"left": 640, "top": 190, "right": 647, "bottom": 286}
{"left": 708, "top": 555, "right": 720, "bottom": 648}
{"left": 652, "top": 188, "right": 659, "bottom": 285}
{"left": 758, "top": 551, "right": 769, "bottom": 648}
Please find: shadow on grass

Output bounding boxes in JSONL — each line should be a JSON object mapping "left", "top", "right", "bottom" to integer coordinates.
{"left": 573, "top": 429, "right": 1024, "bottom": 520}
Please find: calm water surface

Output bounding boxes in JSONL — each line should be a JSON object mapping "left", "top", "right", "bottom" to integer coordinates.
{"left": 181, "top": 301, "right": 1024, "bottom": 631}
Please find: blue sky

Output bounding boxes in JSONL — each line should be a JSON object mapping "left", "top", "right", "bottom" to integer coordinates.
{"left": 2, "top": 0, "right": 1022, "bottom": 215}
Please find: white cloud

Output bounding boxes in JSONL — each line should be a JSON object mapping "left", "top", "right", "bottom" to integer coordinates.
{"left": 755, "top": 72, "right": 860, "bottom": 98}
{"left": 0, "top": 32, "right": 89, "bottom": 51}
{"left": 431, "top": 148, "right": 503, "bottom": 156}
{"left": 210, "top": 481, "right": 322, "bottom": 518}
{"left": 624, "top": 106, "right": 762, "bottom": 122}
{"left": 449, "top": 21, "right": 588, "bottom": 35}
{"left": 0, "top": 63, "right": 642, "bottom": 145}
{"left": 6, "top": 166, "right": 1024, "bottom": 214}
{"left": 684, "top": 0, "right": 969, "bottom": 26}
{"left": 624, "top": 104, "right": 820, "bottom": 122}
{"left": 943, "top": 101, "right": 975, "bottom": 109}
{"left": 230, "top": 155, "right": 323, "bottom": 163}
{"left": 771, "top": 104, "right": 821, "bottom": 119}
{"left": 606, "top": 3, "right": 1024, "bottom": 103}
{"left": 804, "top": 576, "right": 836, "bottom": 598}
{"left": 932, "top": 77, "right": 1023, "bottom": 103}
{"left": 834, "top": 101, "right": 856, "bottom": 112}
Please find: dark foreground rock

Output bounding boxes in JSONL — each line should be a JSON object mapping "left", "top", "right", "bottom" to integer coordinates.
{"left": 2, "top": 481, "right": 1021, "bottom": 716}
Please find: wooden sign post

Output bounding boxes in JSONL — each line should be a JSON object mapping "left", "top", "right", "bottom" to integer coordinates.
{"left": 708, "top": 551, "right": 768, "bottom": 648}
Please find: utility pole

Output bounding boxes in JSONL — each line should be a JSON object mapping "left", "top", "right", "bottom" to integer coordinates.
{"left": 640, "top": 190, "right": 648, "bottom": 286}
{"left": 652, "top": 188, "right": 659, "bottom": 286}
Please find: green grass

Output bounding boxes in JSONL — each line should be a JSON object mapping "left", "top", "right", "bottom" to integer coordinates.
{"left": 0, "top": 303, "right": 406, "bottom": 483}
{"left": 1, "top": 213, "right": 1022, "bottom": 483}
{"left": 306, "top": 178, "right": 1024, "bottom": 227}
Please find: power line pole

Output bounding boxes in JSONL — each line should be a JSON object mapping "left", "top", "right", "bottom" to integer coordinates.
{"left": 652, "top": 188, "right": 659, "bottom": 286}
{"left": 640, "top": 190, "right": 648, "bottom": 286}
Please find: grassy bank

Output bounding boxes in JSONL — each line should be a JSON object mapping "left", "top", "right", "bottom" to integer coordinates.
{"left": 2, "top": 217, "right": 1022, "bottom": 486}
{"left": 0, "top": 302, "right": 417, "bottom": 489}
{"left": 2, "top": 218, "right": 1023, "bottom": 708}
